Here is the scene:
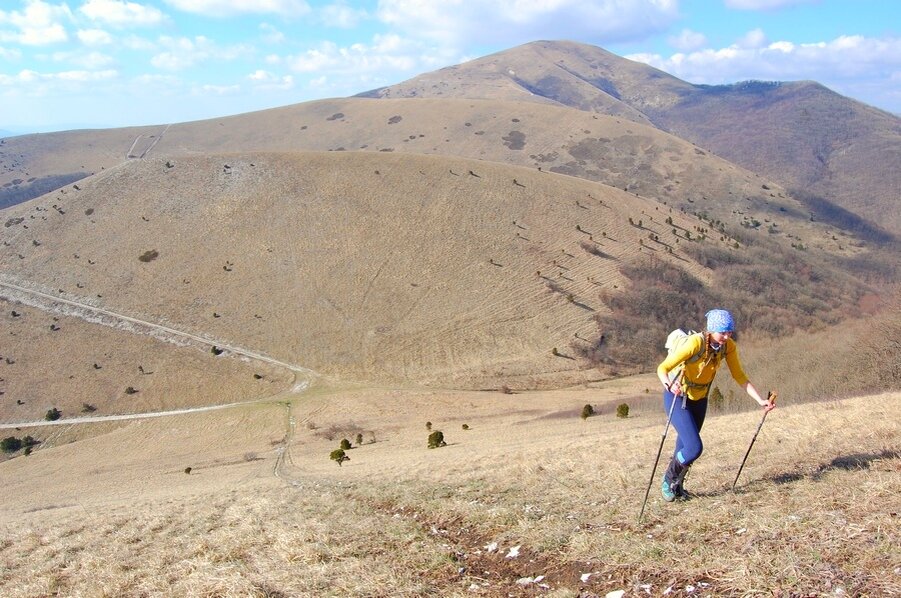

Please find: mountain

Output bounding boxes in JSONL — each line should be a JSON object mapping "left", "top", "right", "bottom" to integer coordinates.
{"left": 0, "top": 40, "right": 895, "bottom": 400}
{"left": 0, "top": 97, "right": 863, "bottom": 257}
{"left": 363, "top": 40, "right": 901, "bottom": 239}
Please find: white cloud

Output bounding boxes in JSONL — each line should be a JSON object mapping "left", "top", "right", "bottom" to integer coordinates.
{"left": 122, "top": 33, "right": 156, "bottom": 50}
{"left": 286, "top": 34, "right": 422, "bottom": 75}
{"left": 79, "top": 0, "right": 167, "bottom": 28}
{"left": 320, "top": 1, "right": 367, "bottom": 28}
{"left": 259, "top": 22, "right": 285, "bottom": 44}
{"left": 77, "top": 28, "right": 113, "bottom": 46}
{"left": 0, "top": 68, "right": 117, "bottom": 88}
{"left": 52, "top": 49, "right": 116, "bottom": 68}
{"left": 376, "top": 0, "right": 679, "bottom": 46}
{"left": 668, "top": 28, "right": 707, "bottom": 51}
{"left": 197, "top": 83, "right": 240, "bottom": 94}
{"left": 248, "top": 69, "right": 294, "bottom": 90}
{"left": 0, "top": 45, "right": 23, "bottom": 60}
{"left": 151, "top": 35, "right": 253, "bottom": 70}
{"left": 0, "top": 0, "right": 73, "bottom": 46}
{"left": 163, "top": 0, "right": 311, "bottom": 17}
{"left": 627, "top": 33, "right": 901, "bottom": 110}
{"left": 725, "top": 0, "right": 819, "bottom": 9}
{"left": 737, "top": 28, "right": 767, "bottom": 49}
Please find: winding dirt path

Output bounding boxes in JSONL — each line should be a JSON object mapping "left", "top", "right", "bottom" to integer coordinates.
{"left": 0, "top": 279, "right": 319, "bottom": 432}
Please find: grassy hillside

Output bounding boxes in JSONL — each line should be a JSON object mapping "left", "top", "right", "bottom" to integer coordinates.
{"left": 2, "top": 150, "right": 730, "bottom": 392}
{"left": 369, "top": 40, "right": 901, "bottom": 239}
{"left": 1, "top": 380, "right": 897, "bottom": 596}
{"left": 0, "top": 38, "right": 898, "bottom": 598}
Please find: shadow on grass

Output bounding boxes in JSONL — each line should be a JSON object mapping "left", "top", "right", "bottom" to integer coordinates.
{"left": 706, "top": 448, "right": 900, "bottom": 496}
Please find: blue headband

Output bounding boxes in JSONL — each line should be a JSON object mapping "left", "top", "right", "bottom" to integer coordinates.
{"left": 706, "top": 309, "right": 734, "bottom": 333}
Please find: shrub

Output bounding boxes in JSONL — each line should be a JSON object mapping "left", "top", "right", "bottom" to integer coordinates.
{"left": 45, "top": 408, "right": 61, "bottom": 421}
{"left": 184, "top": 467, "right": 192, "bottom": 474}
{"left": 427, "top": 431, "right": 446, "bottom": 449}
{"left": 462, "top": 424, "right": 470, "bottom": 430}
{"left": 125, "top": 386, "right": 138, "bottom": 395}
{"left": 709, "top": 386, "right": 724, "bottom": 411}
{"left": 580, "top": 404, "right": 594, "bottom": 419}
{"left": 425, "top": 421, "right": 432, "bottom": 431}
{"left": 339, "top": 438, "right": 352, "bottom": 451}
{"left": 1, "top": 437, "right": 23, "bottom": 453}
{"left": 330, "top": 449, "right": 349, "bottom": 466}
{"left": 356, "top": 433, "right": 363, "bottom": 446}
{"left": 616, "top": 403, "right": 630, "bottom": 418}
{"left": 138, "top": 250, "right": 159, "bottom": 263}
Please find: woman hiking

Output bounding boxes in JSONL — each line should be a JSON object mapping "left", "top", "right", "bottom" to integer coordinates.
{"left": 656, "top": 309, "right": 776, "bottom": 501}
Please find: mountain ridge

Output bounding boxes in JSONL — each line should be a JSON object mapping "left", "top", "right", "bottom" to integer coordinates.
{"left": 365, "top": 40, "right": 900, "bottom": 237}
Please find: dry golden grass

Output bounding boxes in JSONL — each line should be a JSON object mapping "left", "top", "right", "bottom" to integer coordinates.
{"left": 2, "top": 150, "right": 731, "bottom": 391}
{"left": 1, "top": 376, "right": 897, "bottom": 597}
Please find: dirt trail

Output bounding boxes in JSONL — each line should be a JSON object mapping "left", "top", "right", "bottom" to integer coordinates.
{"left": 0, "top": 279, "right": 319, "bottom": 429}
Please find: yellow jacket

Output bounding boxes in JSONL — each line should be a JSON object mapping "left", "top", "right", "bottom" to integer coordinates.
{"left": 656, "top": 333, "right": 749, "bottom": 401}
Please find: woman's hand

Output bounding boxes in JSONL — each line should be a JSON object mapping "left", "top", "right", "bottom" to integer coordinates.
{"left": 762, "top": 391, "right": 777, "bottom": 413}
{"left": 669, "top": 380, "right": 682, "bottom": 396}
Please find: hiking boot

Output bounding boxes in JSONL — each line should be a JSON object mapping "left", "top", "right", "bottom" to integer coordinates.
{"left": 672, "top": 483, "right": 692, "bottom": 500}
{"left": 661, "top": 475, "right": 677, "bottom": 502}
{"left": 672, "top": 466, "right": 692, "bottom": 500}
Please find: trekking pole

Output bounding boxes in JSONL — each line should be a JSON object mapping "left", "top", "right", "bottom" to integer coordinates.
{"left": 638, "top": 383, "right": 679, "bottom": 524}
{"left": 732, "top": 391, "right": 777, "bottom": 491}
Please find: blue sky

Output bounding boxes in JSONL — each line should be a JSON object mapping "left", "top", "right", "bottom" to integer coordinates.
{"left": 1, "top": 0, "right": 898, "bottom": 134}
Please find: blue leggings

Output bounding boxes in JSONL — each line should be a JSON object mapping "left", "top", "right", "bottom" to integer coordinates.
{"left": 663, "top": 390, "right": 708, "bottom": 466}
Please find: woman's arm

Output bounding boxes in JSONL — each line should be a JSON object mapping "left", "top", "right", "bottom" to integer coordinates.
{"left": 742, "top": 381, "right": 776, "bottom": 412}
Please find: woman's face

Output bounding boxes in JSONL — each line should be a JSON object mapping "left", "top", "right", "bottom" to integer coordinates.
{"left": 710, "top": 331, "right": 733, "bottom": 344}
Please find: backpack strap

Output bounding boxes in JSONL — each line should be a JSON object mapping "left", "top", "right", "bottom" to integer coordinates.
{"left": 675, "top": 333, "right": 725, "bottom": 395}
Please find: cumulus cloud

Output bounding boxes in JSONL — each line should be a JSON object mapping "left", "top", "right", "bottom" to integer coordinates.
{"left": 725, "top": 0, "right": 819, "bottom": 9}
{"left": 52, "top": 49, "right": 116, "bottom": 68}
{"left": 627, "top": 33, "right": 901, "bottom": 110}
{"left": 248, "top": 69, "right": 294, "bottom": 90}
{"left": 0, "top": 68, "right": 117, "bottom": 89}
{"left": 77, "top": 28, "right": 114, "bottom": 46}
{"left": 197, "top": 83, "right": 240, "bottom": 94}
{"left": 376, "top": 0, "right": 679, "bottom": 47}
{"left": 320, "top": 1, "right": 367, "bottom": 28}
{"left": 736, "top": 27, "right": 767, "bottom": 49}
{"left": 285, "top": 34, "right": 424, "bottom": 74}
{"left": 151, "top": 35, "right": 252, "bottom": 70}
{"left": 0, "top": 0, "right": 73, "bottom": 45}
{"left": 668, "top": 28, "right": 707, "bottom": 51}
{"left": 163, "top": 0, "right": 311, "bottom": 17}
{"left": 259, "top": 23, "right": 285, "bottom": 44}
{"left": 79, "top": 0, "right": 167, "bottom": 28}
{"left": 0, "top": 45, "right": 23, "bottom": 60}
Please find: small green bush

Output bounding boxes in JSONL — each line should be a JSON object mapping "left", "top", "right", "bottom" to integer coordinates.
{"left": 1, "top": 437, "right": 23, "bottom": 453}
{"left": 356, "top": 433, "right": 363, "bottom": 446}
{"left": 580, "top": 404, "right": 594, "bottom": 419}
{"left": 339, "top": 438, "right": 352, "bottom": 451}
{"left": 427, "top": 431, "right": 446, "bottom": 449}
{"left": 462, "top": 424, "right": 469, "bottom": 430}
{"left": 425, "top": 421, "right": 432, "bottom": 431}
{"left": 330, "top": 449, "right": 349, "bottom": 466}
{"left": 45, "top": 408, "right": 61, "bottom": 421}
{"left": 616, "top": 403, "right": 630, "bottom": 418}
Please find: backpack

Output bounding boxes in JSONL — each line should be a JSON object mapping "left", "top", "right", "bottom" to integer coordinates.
{"left": 664, "top": 329, "right": 708, "bottom": 384}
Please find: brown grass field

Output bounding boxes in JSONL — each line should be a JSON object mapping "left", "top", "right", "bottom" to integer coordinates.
{"left": 0, "top": 374, "right": 897, "bottom": 597}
